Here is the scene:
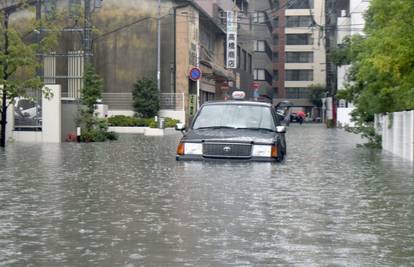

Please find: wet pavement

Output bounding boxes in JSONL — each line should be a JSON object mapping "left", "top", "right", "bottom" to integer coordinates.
{"left": 0, "top": 124, "right": 413, "bottom": 266}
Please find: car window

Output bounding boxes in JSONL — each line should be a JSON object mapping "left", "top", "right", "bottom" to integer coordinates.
{"left": 193, "top": 104, "right": 275, "bottom": 130}
{"left": 17, "top": 100, "right": 36, "bottom": 110}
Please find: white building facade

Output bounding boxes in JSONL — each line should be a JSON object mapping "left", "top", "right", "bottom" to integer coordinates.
{"left": 336, "top": 0, "right": 370, "bottom": 127}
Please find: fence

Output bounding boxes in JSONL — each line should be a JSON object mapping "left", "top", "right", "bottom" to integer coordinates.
{"left": 102, "top": 93, "right": 133, "bottom": 110}
{"left": 375, "top": 111, "right": 414, "bottom": 162}
{"left": 160, "top": 93, "right": 184, "bottom": 111}
{"left": 101, "top": 92, "right": 185, "bottom": 111}
{"left": 44, "top": 51, "right": 84, "bottom": 99}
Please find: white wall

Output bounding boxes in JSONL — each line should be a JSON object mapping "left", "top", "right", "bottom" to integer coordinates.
{"left": 376, "top": 111, "right": 414, "bottom": 162}
{"left": 350, "top": 0, "right": 370, "bottom": 35}
{"left": 6, "top": 102, "right": 14, "bottom": 143}
{"left": 337, "top": 108, "right": 355, "bottom": 127}
{"left": 42, "top": 85, "right": 61, "bottom": 143}
{"left": 159, "top": 110, "right": 185, "bottom": 123}
{"left": 108, "top": 110, "right": 135, "bottom": 117}
{"left": 95, "top": 104, "right": 108, "bottom": 118}
{"left": 12, "top": 85, "right": 62, "bottom": 143}
{"left": 336, "top": 0, "right": 370, "bottom": 126}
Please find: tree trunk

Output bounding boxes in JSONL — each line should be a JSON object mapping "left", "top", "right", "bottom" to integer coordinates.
{"left": 1, "top": 13, "right": 9, "bottom": 148}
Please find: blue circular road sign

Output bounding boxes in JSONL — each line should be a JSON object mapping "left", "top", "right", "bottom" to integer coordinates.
{"left": 189, "top": 67, "right": 202, "bottom": 81}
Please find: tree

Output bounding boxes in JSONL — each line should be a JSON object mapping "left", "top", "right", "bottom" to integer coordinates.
{"left": 76, "top": 65, "right": 117, "bottom": 142}
{"left": 132, "top": 77, "right": 159, "bottom": 118}
{"left": 0, "top": 5, "right": 59, "bottom": 147}
{"left": 308, "top": 84, "right": 326, "bottom": 108}
{"left": 335, "top": 0, "right": 414, "bottom": 146}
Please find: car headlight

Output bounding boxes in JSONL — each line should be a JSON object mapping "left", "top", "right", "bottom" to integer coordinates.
{"left": 252, "top": 145, "right": 272, "bottom": 157}
{"left": 184, "top": 143, "right": 203, "bottom": 155}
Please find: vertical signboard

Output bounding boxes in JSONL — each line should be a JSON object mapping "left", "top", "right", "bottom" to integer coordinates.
{"left": 226, "top": 11, "right": 237, "bottom": 69}
{"left": 189, "top": 94, "right": 197, "bottom": 116}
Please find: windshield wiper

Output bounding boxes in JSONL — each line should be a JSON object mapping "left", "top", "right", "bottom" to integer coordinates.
{"left": 235, "top": 127, "right": 274, "bottom": 132}
{"left": 195, "top": 126, "right": 236, "bottom": 130}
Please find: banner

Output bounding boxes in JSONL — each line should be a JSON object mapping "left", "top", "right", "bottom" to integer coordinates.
{"left": 226, "top": 11, "right": 237, "bottom": 69}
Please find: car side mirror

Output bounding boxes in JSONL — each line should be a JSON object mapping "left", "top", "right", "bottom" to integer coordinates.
{"left": 276, "top": 126, "right": 286, "bottom": 133}
{"left": 175, "top": 123, "right": 186, "bottom": 132}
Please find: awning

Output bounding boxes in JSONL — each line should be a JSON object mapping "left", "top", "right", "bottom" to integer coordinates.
{"left": 200, "top": 81, "right": 216, "bottom": 93}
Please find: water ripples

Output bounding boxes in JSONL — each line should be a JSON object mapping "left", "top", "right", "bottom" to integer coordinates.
{"left": 0, "top": 125, "right": 413, "bottom": 266}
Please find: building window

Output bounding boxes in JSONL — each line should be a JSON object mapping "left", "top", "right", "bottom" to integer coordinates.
{"left": 285, "top": 52, "right": 313, "bottom": 63}
{"left": 274, "top": 35, "right": 279, "bottom": 45}
{"left": 273, "top": 52, "right": 279, "bottom": 61}
{"left": 287, "top": 0, "right": 314, "bottom": 9}
{"left": 285, "top": 70, "right": 313, "bottom": 81}
{"left": 254, "top": 40, "right": 266, "bottom": 52}
{"left": 243, "top": 50, "right": 247, "bottom": 71}
{"left": 286, "top": 34, "right": 313, "bottom": 45}
{"left": 286, "top": 87, "right": 312, "bottom": 98}
{"left": 273, "top": 70, "right": 278, "bottom": 81}
{"left": 274, "top": 17, "right": 279, "bottom": 27}
{"left": 286, "top": 16, "right": 313, "bottom": 27}
{"left": 254, "top": 69, "right": 272, "bottom": 83}
{"left": 253, "top": 69, "right": 266, "bottom": 81}
{"left": 252, "top": 12, "right": 266, "bottom": 23}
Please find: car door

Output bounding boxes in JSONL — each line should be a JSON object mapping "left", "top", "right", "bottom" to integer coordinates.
{"left": 271, "top": 108, "right": 286, "bottom": 154}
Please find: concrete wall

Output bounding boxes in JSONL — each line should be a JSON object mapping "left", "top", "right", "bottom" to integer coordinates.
{"left": 159, "top": 110, "right": 185, "bottom": 123}
{"left": 376, "top": 111, "right": 414, "bottom": 162}
{"left": 6, "top": 102, "right": 14, "bottom": 143}
{"left": 42, "top": 85, "right": 61, "bottom": 143}
{"left": 61, "top": 99, "right": 79, "bottom": 141}
{"left": 337, "top": 107, "right": 355, "bottom": 127}
{"left": 336, "top": 0, "right": 370, "bottom": 125}
{"left": 12, "top": 85, "right": 62, "bottom": 143}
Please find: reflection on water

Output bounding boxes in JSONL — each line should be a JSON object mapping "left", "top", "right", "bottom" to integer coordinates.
{"left": 0, "top": 125, "right": 413, "bottom": 266}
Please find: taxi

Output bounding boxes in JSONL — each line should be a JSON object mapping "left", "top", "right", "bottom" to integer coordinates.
{"left": 175, "top": 92, "right": 287, "bottom": 162}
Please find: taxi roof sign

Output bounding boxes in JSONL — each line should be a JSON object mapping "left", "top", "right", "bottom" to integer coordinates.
{"left": 232, "top": 91, "right": 246, "bottom": 100}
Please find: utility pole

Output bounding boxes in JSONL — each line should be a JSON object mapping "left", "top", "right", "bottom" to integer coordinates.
{"left": 84, "top": 0, "right": 92, "bottom": 63}
{"left": 156, "top": 0, "right": 161, "bottom": 92}
{"left": 1, "top": 13, "right": 9, "bottom": 148}
{"left": 36, "top": 0, "right": 42, "bottom": 78}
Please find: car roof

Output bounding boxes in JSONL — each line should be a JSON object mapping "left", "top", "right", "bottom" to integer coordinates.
{"left": 201, "top": 100, "right": 272, "bottom": 108}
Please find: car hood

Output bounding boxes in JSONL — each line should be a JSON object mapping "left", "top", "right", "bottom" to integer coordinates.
{"left": 182, "top": 128, "right": 276, "bottom": 144}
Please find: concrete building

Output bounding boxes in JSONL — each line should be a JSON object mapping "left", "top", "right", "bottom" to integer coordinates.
{"left": 174, "top": 0, "right": 253, "bottom": 123}
{"left": 248, "top": 0, "right": 275, "bottom": 101}
{"left": 4, "top": 0, "right": 256, "bottom": 141}
{"left": 336, "top": 0, "right": 370, "bottom": 127}
{"left": 272, "top": 0, "right": 327, "bottom": 114}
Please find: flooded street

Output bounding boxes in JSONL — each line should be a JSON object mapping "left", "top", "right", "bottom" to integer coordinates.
{"left": 0, "top": 124, "right": 413, "bottom": 266}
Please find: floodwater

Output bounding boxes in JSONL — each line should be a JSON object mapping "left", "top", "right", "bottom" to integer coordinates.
{"left": 0, "top": 124, "right": 413, "bottom": 266}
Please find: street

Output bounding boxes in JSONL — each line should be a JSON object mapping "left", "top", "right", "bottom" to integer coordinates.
{"left": 0, "top": 124, "right": 413, "bottom": 266}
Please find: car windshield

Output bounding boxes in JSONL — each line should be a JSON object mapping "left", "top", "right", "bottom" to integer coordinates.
{"left": 193, "top": 104, "right": 275, "bottom": 131}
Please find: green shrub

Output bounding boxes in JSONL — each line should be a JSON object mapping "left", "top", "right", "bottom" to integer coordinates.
{"left": 165, "top": 118, "right": 179, "bottom": 128}
{"left": 108, "top": 115, "right": 130, "bottom": 126}
{"left": 80, "top": 129, "right": 107, "bottom": 142}
{"left": 105, "top": 131, "right": 119, "bottom": 141}
{"left": 108, "top": 115, "right": 179, "bottom": 128}
{"left": 133, "top": 77, "right": 160, "bottom": 118}
{"left": 147, "top": 118, "right": 157, "bottom": 128}
{"left": 326, "top": 119, "right": 335, "bottom": 128}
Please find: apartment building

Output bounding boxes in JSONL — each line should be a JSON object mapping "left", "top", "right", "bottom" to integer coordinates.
{"left": 247, "top": 0, "right": 275, "bottom": 101}
{"left": 273, "top": 0, "right": 326, "bottom": 111}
